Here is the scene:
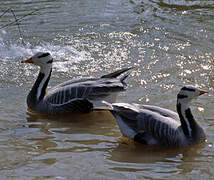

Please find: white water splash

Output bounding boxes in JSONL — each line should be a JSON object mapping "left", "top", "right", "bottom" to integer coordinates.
{"left": 0, "top": 31, "right": 92, "bottom": 72}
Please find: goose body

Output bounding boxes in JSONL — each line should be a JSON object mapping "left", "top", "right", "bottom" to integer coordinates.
{"left": 98, "top": 86, "right": 208, "bottom": 147}
{"left": 22, "top": 52, "right": 132, "bottom": 115}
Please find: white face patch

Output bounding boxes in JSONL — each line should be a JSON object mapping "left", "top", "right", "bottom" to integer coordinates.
{"left": 178, "top": 85, "right": 201, "bottom": 101}
{"left": 32, "top": 52, "right": 53, "bottom": 66}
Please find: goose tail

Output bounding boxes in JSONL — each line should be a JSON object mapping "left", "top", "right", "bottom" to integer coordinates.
{"left": 120, "top": 71, "right": 132, "bottom": 85}
{"left": 101, "top": 67, "right": 133, "bottom": 79}
{"left": 93, "top": 101, "right": 113, "bottom": 111}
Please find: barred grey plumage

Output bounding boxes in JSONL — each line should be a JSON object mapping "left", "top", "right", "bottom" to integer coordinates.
{"left": 96, "top": 85, "right": 208, "bottom": 147}
{"left": 22, "top": 52, "right": 132, "bottom": 115}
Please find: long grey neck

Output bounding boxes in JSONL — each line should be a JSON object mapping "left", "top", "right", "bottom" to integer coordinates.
{"left": 27, "top": 65, "right": 52, "bottom": 109}
{"left": 176, "top": 99, "right": 196, "bottom": 138}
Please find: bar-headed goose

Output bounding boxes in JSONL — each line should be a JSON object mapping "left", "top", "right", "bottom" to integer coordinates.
{"left": 21, "top": 52, "right": 132, "bottom": 115}
{"left": 96, "top": 86, "right": 208, "bottom": 147}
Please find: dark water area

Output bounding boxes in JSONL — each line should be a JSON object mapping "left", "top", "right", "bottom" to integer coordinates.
{"left": 0, "top": 0, "right": 214, "bottom": 179}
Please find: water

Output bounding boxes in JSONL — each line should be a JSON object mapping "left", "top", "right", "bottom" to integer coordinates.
{"left": 0, "top": 0, "right": 214, "bottom": 179}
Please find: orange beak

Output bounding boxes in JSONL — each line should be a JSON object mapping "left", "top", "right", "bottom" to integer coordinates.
{"left": 21, "top": 57, "right": 33, "bottom": 63}
{"left": 199, "top": 89, "right": 208, "bottom": 95}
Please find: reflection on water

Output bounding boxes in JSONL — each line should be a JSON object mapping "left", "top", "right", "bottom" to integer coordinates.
{"left": 25, "top": 111, "right": 118, "bottom": 154}
{"left": 107, "top": 137, "right": 206, "bottom": 177}
{"left": 0, "top": 0, "right": 214, "bottom": 179}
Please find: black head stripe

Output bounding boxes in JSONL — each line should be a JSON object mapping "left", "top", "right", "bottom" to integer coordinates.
{"left": 38, "top": 53, "right": 50, "bottom": 58}
{"left": 181, "top": 87, "right": 195, "bottom": 92}
{"left": 177, "top": 94, "right": 188, "bottom": 99}
{"left": 47, "top": 59, "right": 53, "bottom": 64}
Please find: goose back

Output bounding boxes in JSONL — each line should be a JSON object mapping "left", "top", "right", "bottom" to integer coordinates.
{"left": 45, "top": 77, "right": 126, "bottom": 105}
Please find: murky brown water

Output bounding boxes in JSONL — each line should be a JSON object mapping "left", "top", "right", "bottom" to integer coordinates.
{"left": 0, "top": 0, "right": 214, "bottom": 179}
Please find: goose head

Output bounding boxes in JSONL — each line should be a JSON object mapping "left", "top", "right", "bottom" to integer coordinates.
{"left": 177, "top": 85, "right": 208, "bottom": 104}
{"left": 21, "top": 52, "right": 53, "bottom": 67}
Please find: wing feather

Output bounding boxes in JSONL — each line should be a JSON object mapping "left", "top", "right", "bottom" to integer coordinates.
{"left": 49, "top": 98, "right": 93, "bottom": 115}
{"left": 111, "top": 103, "right": 181, "bottom": 145}
{"left": 45, "top": 78, "right": 126, "bottom": 105}
{"left": 136, "top": 110, "right": 180, "bottom": 145}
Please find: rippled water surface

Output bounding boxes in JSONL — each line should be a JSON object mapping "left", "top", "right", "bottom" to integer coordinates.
{"left": 0, "top": 0, "right": 214, "bottom": 179}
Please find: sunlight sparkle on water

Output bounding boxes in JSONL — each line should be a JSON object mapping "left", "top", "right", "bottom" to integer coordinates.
{"left": 183, "top": 69, "right": 192, "bottom": 74}
{"left": 201, "top": 65, "right": 211, "bottom": 70}
{"left": 197, "top": 107, "right": 204, "bottom": 112}
{"left": 208, "top": 144, "right": 214, "bottom": 148}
